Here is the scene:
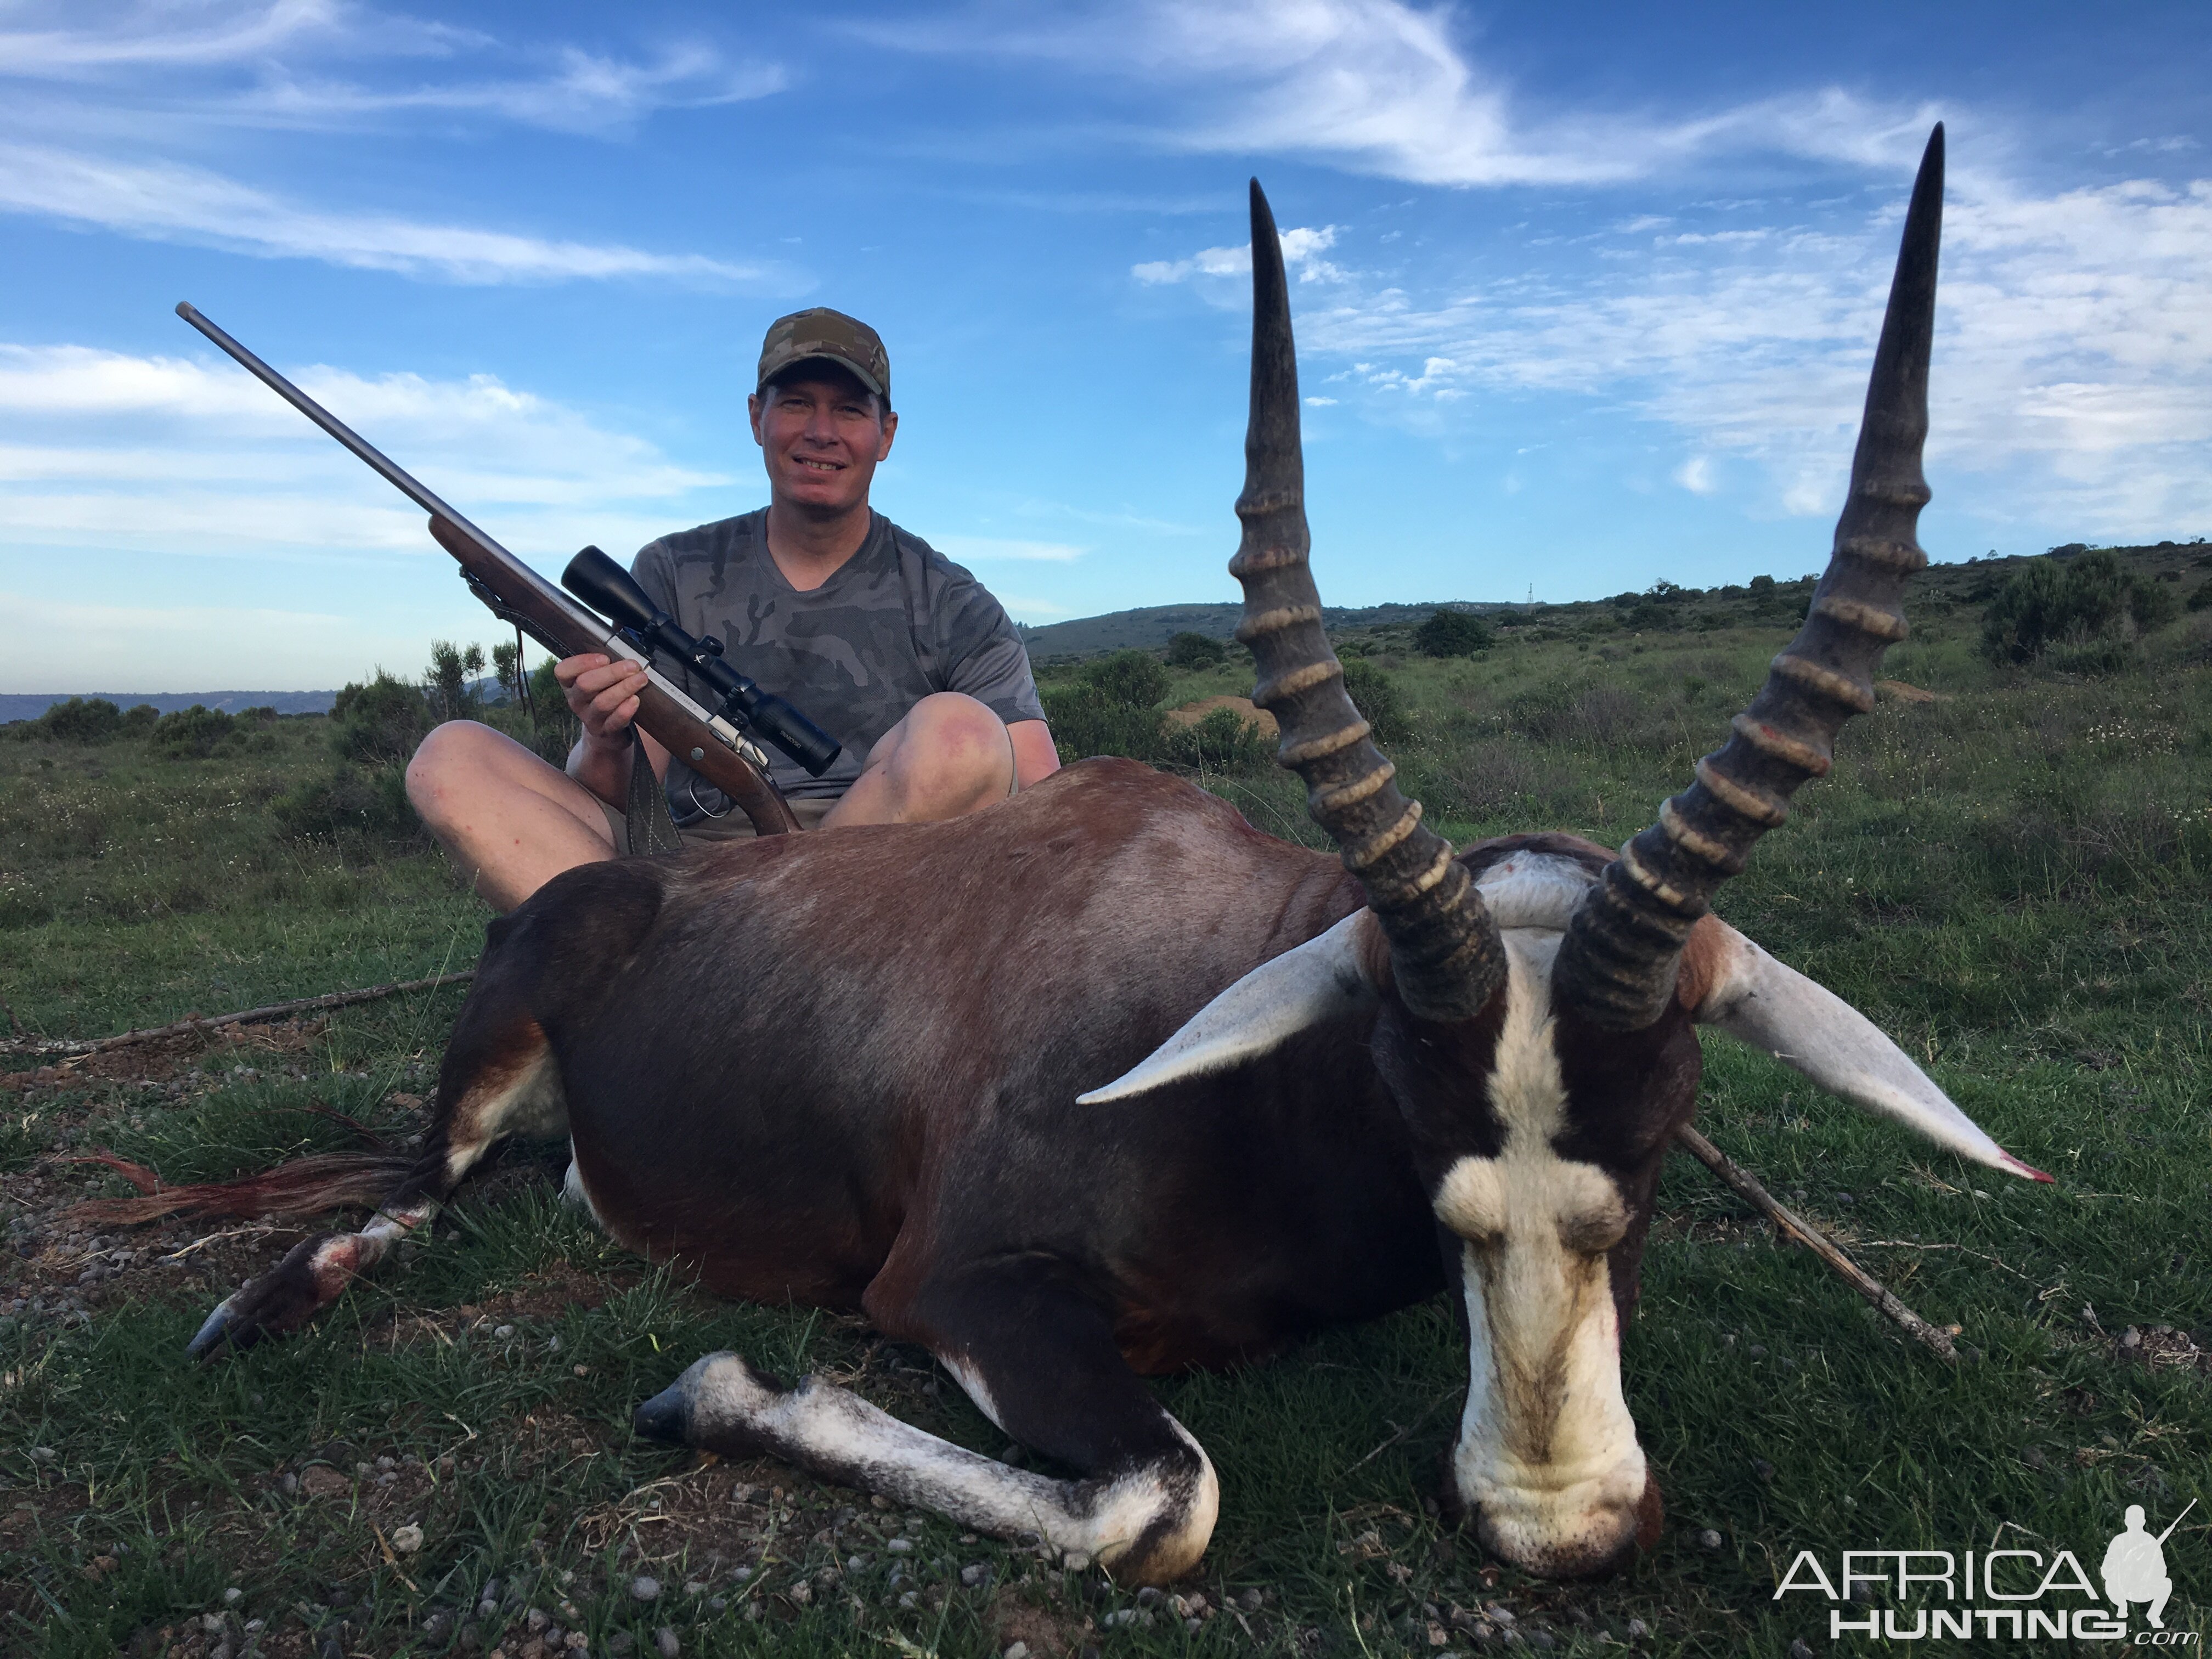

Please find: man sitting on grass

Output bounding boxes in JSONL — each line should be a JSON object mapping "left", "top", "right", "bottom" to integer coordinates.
{"left": 406, "top": 308, "right": 1059, "bottom": 911}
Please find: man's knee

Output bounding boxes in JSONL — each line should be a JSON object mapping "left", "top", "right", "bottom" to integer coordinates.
{"left": 899, "top": 693, "right": 1012, "bottom": 802}
{"left": 407, "top": 721, "right": 518, "bottom": 823}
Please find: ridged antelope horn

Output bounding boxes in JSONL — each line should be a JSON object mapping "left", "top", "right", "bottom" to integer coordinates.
{"left": 1553, "top": 124, "right": 1946, "bottom": 1031}
{"left": 1230, "top": 179, "right": 1505, "bottom": 1024}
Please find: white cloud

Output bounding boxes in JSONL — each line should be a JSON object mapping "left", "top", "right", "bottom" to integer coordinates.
{"left": 1133, "top": 224, "right": 1341, "bottom": 284}
{"left": 0, "top": 145, "right": 787, "bottom": 287}
{"left": 0, "top": 342, "right": 738, "bottom": 564}
{"left": 1305, "top": 395, "right": 1339, "bottom": 406}
{"left": 876, "top": 1, "right": 1938, "bottom": 187}
{"left": 994, "top": 595, "right": 1073, "bottom": 619}
{"left": 932, "top": 535, "right": 1087, "bottom": 563}
{"left": 1674, "top": 456, "right": 1717, "bottom": 494}
{"left": 1248, "top": 172, "right": 2212, "bottom": 538}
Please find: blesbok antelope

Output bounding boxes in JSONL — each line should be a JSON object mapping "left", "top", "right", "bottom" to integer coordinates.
{"left": 183, "top": 129, "right": 2046, "bottom": 1584}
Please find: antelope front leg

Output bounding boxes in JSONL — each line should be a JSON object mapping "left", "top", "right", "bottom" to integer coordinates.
{"left": 633, "top": 1261, "right": 1218, "bottom": 1585}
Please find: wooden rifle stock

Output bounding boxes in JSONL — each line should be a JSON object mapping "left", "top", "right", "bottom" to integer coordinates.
{"left": 426, "top": 517, "right": 800, "bottom": 836}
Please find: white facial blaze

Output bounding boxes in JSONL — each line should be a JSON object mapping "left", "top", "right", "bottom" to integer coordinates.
{"left": 1434, "top": 929, "right": 1646, "bottom": 1573}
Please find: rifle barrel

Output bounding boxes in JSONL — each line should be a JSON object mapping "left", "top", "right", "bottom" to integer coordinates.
{"left": 174, "top": 301, "right": 572, "bottom": 617}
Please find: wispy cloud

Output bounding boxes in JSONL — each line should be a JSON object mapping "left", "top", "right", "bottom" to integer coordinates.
{"left": 1133, "top": 224, "right": 1342, "bottom": 284}
{"left": 993, "top": 595, "right": 1073, "bottom": 619}
{"left": 1266, "top": 175, "right": 2212, "bottom": 535}
{"left": 0, "top": 145, "right": 792, "bottom": 287}
{"left": 871, "top": 0, "right": 1938, "bottom": 187}
{"left": 932, "top": 535, "right": 1087, "bottom": 563}
{"left": 0, "top": 342, "right": 736, "bottom": 562}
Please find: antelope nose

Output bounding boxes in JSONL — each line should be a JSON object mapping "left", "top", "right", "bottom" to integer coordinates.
{"left": 1471, "top": 1473, "right": 1661, "bottom": 1581}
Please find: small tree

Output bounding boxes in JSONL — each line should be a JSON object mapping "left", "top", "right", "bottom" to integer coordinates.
{"left": 25, "top": 697, "right": 124, "bottom": 744}
{"left": 492, "top": 639, "right": 524, "bottom": 705}
{"left": 332, "top": 672, "right": 433, "bottom": 766}
{"left": 1165, "top": 631, "right": 1228, "bottom": 669}
{"left": 425, "top": 640, "right": 487, "bottom": 723}
{"left": 1414, "top": 608, "right": 1493, "bottom": 658}
{"left": 1082, "top": 650, "right": 1169, "bottom": 710}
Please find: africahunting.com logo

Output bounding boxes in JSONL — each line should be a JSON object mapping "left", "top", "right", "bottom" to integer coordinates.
{"left": 1776, "top": 1500, "right": 2198, "bottom": 1645}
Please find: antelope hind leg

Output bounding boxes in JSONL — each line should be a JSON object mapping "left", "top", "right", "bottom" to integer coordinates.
{"left": 633, "top": 1261, "right": 1218, "bottom": 1586}
{"left": 188, "top": 990, "right": 565, "bottom": 1358}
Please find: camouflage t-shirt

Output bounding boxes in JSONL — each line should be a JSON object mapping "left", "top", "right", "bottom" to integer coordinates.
{"left": 630, "top": 509, "right": 1046, "bottom": 814}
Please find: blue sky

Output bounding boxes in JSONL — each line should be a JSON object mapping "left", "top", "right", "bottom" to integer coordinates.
{"left": 2, "top": 1, "right": 2208, "bottom": 691}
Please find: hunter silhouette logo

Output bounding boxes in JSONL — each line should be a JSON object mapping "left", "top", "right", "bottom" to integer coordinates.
{"left": 2105, "top": 1500, "right": 2193, "bottom": 1631}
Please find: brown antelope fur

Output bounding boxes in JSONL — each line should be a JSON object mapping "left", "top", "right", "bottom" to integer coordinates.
{"left": 177, "top": 149, "right": 2047, "bottom": 1586}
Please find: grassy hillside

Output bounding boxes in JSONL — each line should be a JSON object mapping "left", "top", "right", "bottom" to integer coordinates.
{"left": 1, "top": 543, "right": 2207, "bottom": 1657}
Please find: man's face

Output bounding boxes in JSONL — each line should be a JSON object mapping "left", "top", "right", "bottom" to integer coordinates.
{"left": 748, "top": 366, "right": 897, "bottom": 518}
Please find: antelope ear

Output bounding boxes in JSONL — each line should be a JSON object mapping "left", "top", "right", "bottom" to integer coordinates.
{"left": 1077, "top": 910, "right": 1383, "bottom": 1104}
{"left": 1683, "top": 920, "right": 2050, "bottom": 1182}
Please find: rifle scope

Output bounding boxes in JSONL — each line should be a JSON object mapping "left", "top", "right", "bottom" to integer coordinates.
{"left": 563, "top": 546, "right": 842, "bottom": 777}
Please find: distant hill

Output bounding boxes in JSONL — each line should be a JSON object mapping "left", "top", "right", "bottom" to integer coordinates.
{"left": 1020, "top": 599, "right": 1510, "bottom": 659}
{"left": 0, "top": 690, "right": 338, "bottom": 724}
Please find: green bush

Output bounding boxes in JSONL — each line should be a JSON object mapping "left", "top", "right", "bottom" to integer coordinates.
{"left": 149, "top": 704, "right": 236, "bottom": 759}
{"left": 18, "top": 696, "right": 125, "bottom": 744}
{"left": 1414, "top": 607, "right": 1494, "bottom": 657}
{"left": 120, "top": 702, "right": 159, "bottom": 735}
{"left": 271, "top": 764, "right": 422, "bottom": 843}
{"left": 1340, "top": 657, "right": 1410, "bottom": 746}
{"left": 1164, "top": 706, "right": 1272, "bottom": 774}
{"left": 1042, "top": 650, "right": 1172, "bottom": 762}
{"left": 332, "top": 672, "right": 433, "bottom": 766}
{"left": 524, "top": 657, "right": 582, "bottom": 766}
{"left": 1082, "top": 650, "right": 1170, "bottom": 709}
{"left": 1165, "top": 630, "right": 1228, "bottom": 669}
{"left": 2188, "top": 583, "right": 2212, "bottom": 613}
{"left": 1979, "top": 550, "right": 2174, "bottom": 666}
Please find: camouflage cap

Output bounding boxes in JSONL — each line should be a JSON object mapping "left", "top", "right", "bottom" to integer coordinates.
{"left": 757, "top": 307, "right": 890, "bottom": 404}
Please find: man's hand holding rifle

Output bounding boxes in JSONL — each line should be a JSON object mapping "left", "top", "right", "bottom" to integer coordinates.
{"left": 184, "top": 302, "right": 1060, "bottom": 912}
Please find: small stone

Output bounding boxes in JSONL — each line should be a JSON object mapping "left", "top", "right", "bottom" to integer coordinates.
{"left": 224, "top": 1587, "right": 244, "bottom": 1605}
{"left": 788, "top": 1583, "right": 812, "bottom": 1607}
{"left": 682, "top": 1580, "right": 706, "bottom": 1596}
{"left": 279, "top": 1473, "right": 299, "bottom": 1494}
{"left": 654, "top": 1629, "right": 680, "bottom": 1658}
{"left": 630, "top": 1576, "right": 661, "bottom": 1602}
{"left": 1238, "top": 1588, "right": 1263, "bottom": 1612}
{"left": 2121, "top": 1327, "right": 2143, "bottom": 1350}
{"left": 846, "top": 1555, "right": 868, "bottom": 1573}
{"left": 1752, "top": 1459, "right": 1775, "bottom": 1482}
{"left": 301, "top": 1465, "right": 348, "bottom": 1498}
{"left": 528, "top": 1610, "right": 551, "bottom": 1632}
{"left": 376, "top": 1455, "right": 396, "bottom": 1471}
{"left": 424, "top": 1612, "right": 453, "bottom": 1638}
{"left": 27, "top": 1446, "right": 55, "bottom": 1464}
{"left": 1790, "top": 1641, "right": 1816, "bottom": 1659}
{"left": 391, "top": 1523, "right": 425, "bottom": 1554}
{"left": 1626, "top": 1619, "right": 1647, "bottom": 1639}
{"left": 885, "top": 1537, "right": 913, "bottom": 1554}
{"left": 959, "top": 1563, "right": 988, "bottom": 1587}
{"left": 1005, "top": 1645, "right": 1031, "bottom": 1659}
{"left": 1488, "top": 1606, "right": 1516, "bottom": 1626}
{"left": 1746, "top": 1344, "right": 1767, "bottom": 1358}
{"left": 1697, "top": 1529, "right": 1723, "bottom": 1550}
{"left": 1063, "top": 1551, "right": 1090, "bottom": 1572}
{"left": 1135, "top": 1586, "right": 1164, "bottom": 1607}
{"left": 494, "top": 1324, "right": 516, "bottom": 1339}
{"left": 608, "top": 1635, "right": 634, "bottom": 1656}
{"left": 706, "top": 1596, "right": 726, "bottom": 1613}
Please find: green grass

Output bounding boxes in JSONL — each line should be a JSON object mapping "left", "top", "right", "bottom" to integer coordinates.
{"left": 3, "top": 554, "right": 2209, "bottom": 1656}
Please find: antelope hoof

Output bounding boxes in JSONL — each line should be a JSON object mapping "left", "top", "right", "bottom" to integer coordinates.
{"left": 184, "top": 1232, "right": 347, "bottom": 1359}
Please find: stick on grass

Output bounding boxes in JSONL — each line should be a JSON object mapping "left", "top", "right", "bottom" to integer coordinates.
{"left": 4, "top": 971, "right": 477, "bottom": 1058}
{"left": 1673, "top": 1123, "right": 1960, "bottom": 1363}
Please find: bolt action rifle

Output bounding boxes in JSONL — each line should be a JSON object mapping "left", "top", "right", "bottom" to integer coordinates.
{"left": 174, "top": 302, "right": 841, "bottom": 837}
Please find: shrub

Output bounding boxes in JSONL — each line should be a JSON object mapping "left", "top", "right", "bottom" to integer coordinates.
{"left": 1979, "top": 551, "right": 2174, "bottom": 666}
{"left": 1165, "top": 631, "right": 1228, "bottom": 669}
{"left": 1164, "top": 706, "right": 1272, "bottom": 774}
{"left": 120, "top": 703, "right": 159, "bottom": 735}
{"left": 2188, "top": 583, "right": 2212, "bottom": 613}
{"left": 1414, "top": 608, "right": 1494, "bottom": 657}
{"left": 1748, "top": 574, "right": 1776, "bottom": 597}
{"left": 524, "top": 658, "right": 581, "bottom": 766}
{"left": 149, "top": 704, "right": 236, "bottom": 759}
{"left": 18, "top": 697, "right": 125, "bottom": 744}
{"left": 1041, "top": 651, "right": 1171, "bottom": 762}
{"left": 1340, "top": 658, "right": 1410, "bottom": 746}
{"left": 425, "top": 640, "right": 487, "bottom": 723}
{"left": 332, "top": 672, "right": 433, "bottom": 766}
{"left": 272, "top": 765, "right": 422, "bottom": 843}
{"left": 1082, "top": 650, "right": 1170, "bottom": 710}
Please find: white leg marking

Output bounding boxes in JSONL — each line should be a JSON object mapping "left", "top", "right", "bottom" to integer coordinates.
{"left": 561, "top": 1145, "right": 606, "bottom": 1230}
{"left": 659, "top": 1354, "right": 1217, "bottom": 1579}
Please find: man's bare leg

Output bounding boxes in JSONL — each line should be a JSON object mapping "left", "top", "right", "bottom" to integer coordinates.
{"left": 823, "top": 693, "right": 1014, "bottom": 829}
{"left": 407, "top": 722, "right": 617, "bottom": 913}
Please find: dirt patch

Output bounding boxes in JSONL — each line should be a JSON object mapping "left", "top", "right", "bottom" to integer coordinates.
{"left": 1165, "top": 695, "right": 1278, "bottom": 739}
